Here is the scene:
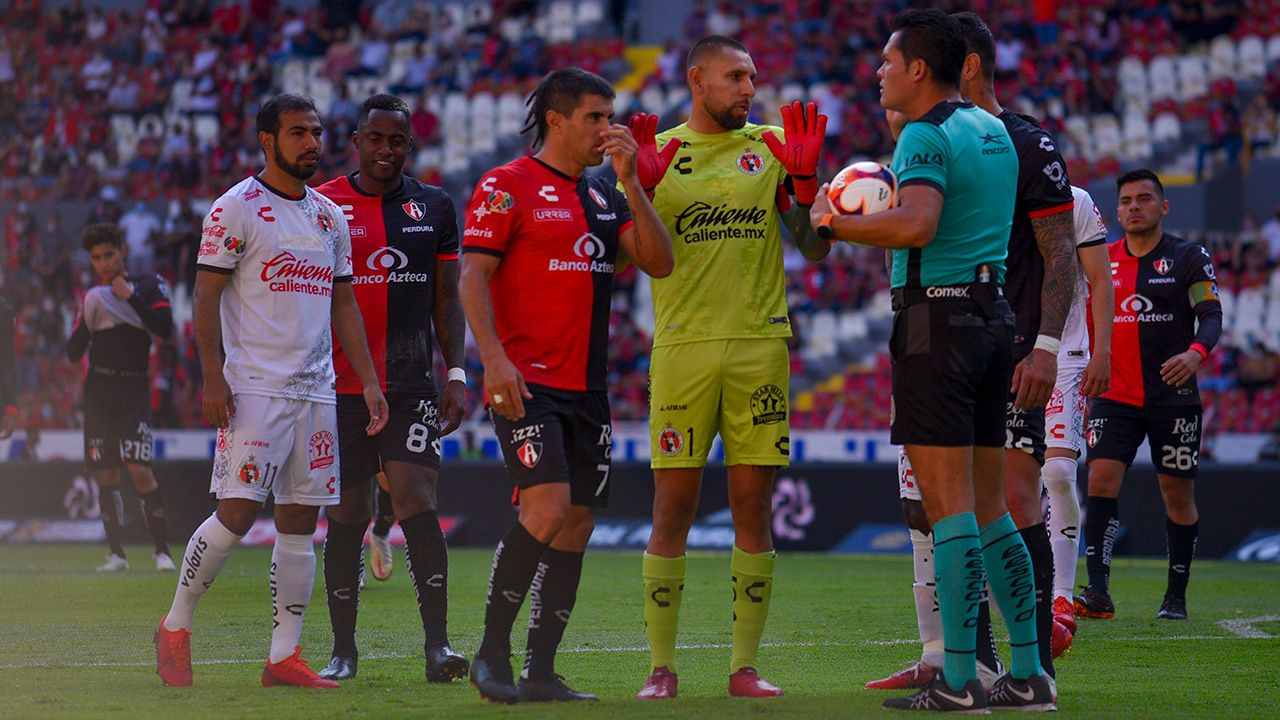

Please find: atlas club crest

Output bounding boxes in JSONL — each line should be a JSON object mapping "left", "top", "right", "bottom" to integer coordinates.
{"left": 402, "top": 199, "right": 425, "bottom": 221}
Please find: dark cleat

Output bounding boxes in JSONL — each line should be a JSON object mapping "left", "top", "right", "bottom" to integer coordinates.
{"left": 1073, "top": 585, "right": 1115, "bottom": 619}
{"left": 986, "top": 672, "right": 1057, "bottom": 712}
{"left": 317, "top": 654, "right": 357, "bottom": 680}
{"left": 517, "top": 673, "right": 599, "bottom": 702}
{"left": 884, "top": 671, "right": 989, "bottom": 713}
{"left": 470, "top": 655, "right": 519, "bottom": 704}
{"left": 1156, "top": 594, "right": 1188, "bottom": 620}
{"left": 426, "top": 644, "right": 469, "bottom": 682}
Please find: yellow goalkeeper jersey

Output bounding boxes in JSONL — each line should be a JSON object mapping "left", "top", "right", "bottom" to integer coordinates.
{"left": 647, "top": 122, "right": 792, "bottom": 348}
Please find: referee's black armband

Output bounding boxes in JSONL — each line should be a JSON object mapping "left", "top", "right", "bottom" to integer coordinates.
{"left": 1191, "top": 302, "right": 1223, "bottom": 354}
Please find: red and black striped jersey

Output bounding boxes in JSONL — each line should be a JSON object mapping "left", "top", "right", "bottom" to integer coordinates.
{"left": 1095, "top": 233, "right": 1222, "bottom": 407}
{"left": 317, "top": 173, "right": 459, "bottom": 395}
{"left": 462, "top": 156, "right": 634, "bottom": 393}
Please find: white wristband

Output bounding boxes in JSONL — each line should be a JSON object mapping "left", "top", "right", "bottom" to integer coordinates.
{"left": 447, "top": 367, "right": 467, "bottom": 384}
{"left": 1033, "top": 334, "right": 1061, "bottom": 356}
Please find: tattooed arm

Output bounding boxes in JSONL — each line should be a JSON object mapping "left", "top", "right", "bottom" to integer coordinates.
{"left": 1010, "top": 208, "right": 1077, "bottom": 410}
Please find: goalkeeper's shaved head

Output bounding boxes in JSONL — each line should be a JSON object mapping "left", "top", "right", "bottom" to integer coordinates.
{"left": 687, "top": 35, "right": 749, "bottom": 69}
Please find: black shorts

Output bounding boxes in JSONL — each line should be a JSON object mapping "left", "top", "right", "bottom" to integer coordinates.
{"left": 83, "top": 378, "right": 153, "bottom": 471}
{"left": 1085, "top": 398, "right": 1202, "bottom": 479}
{"left": 337, "top": 391, "right": 441, "bottom": 490}
{"left": 1005, "top": 351, "right": 1047, "bottom": 464}
{"left": 890, "top": 298, "right": 1013, "bottom": 448}
{"left": 489, "top": 385, "right": 612, "bottom": 508}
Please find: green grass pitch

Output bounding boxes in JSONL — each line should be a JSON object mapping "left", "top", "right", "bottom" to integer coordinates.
{"left": 3, "top": 546, "right": 1278, "bottom": 718}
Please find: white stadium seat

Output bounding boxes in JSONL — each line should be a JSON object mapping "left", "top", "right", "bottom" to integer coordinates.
{"left": 577, "top": 0, "right": 605, "bottom": 28}
{"left": 496, "top": 92, "right": 525, "bottom": 137}
{"left": 1267, "top": 34, "right": 1280, "bottom": 64}
{"left": 1091, "top": 114, "right": 1122, "bottom": 160}
{"left": 1208, "top": 35, "right": 1236, "bottom": 80}
{"left": 1121, "top": 111, "right": 1153, "bottom": 161}
{"left": 1064, "top": 115, "right": 1092, "bottom": 160}
{"left": 1117, "top": 55, "right": 1149, "bottom": 108}
{"left": 638, "top": 85, "right": 665, "bottom": 113}
{"left": 1148, "top": 56, "right": 1177, "bottom": 102}
{"left": 1238, "top": 35, "right": 1266, "bottom": 79}
{"left": 1151, "top": 112, "right": 1182, "bottom": 145}
{"left": 1176, "top": 54, "right": 1208, "bottom": 100}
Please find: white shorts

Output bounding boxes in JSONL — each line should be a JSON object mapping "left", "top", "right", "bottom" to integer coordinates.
{"left": 210, "top": 394, "right": 340, "bottom": 506}
{"left": 1045, "top": 362, "right": 1088, "bottom": 455}
{"left": 897, "top": 446, "right": 921, "bottom": 501}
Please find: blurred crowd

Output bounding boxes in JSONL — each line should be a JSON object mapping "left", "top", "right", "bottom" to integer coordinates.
{"left": 1, "top": 0, "right": 1279, "bottom": 441}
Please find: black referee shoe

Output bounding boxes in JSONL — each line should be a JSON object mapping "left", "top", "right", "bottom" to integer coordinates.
{"left": 317, "top": 654, "right": 357, "bottom": 680}
{"left": 426, "top": 643, "right": 469, "bottom": 682}
{"left": 883, "top": 671, "right": 989, "bottom": 713}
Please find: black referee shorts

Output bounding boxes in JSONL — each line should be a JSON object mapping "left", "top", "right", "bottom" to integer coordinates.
{"left": 890, "top": 298, "right": 1013, "bottom": 448}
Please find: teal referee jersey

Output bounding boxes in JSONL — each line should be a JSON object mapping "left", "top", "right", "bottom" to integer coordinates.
{"left": 889, "top": 101, "right": 1018, "bottom": 289}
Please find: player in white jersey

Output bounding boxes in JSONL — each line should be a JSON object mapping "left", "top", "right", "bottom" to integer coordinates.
{"left": 154, "top": 94, "right": 389, "bottom": 689}
{"left": 1044, "top": 186, "right": 1114, "bottom": 640}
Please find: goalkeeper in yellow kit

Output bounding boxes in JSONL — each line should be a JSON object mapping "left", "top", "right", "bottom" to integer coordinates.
{"left": 628, "top": 35, "right": 831, "bottom": 699}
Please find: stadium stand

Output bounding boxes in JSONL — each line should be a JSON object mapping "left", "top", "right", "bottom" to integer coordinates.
{"left": 0, "top": 0, "right": 1278, "bottom": 442}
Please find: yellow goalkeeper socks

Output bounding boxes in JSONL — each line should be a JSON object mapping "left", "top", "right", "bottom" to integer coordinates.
{"left": 642, "top": 552, "right": 686, "bottom": 671}
{"left": 730, "top": 546, "right": 776, "bottom": 673}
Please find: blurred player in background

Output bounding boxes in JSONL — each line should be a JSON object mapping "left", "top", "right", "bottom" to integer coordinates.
{"left": 813, "top": 10, "right": 1054, "bottom": 711}
{"left": 66, "top": 223, "right": 174, "bottom": 573}
{"left": 315, "top": 93, "right": 469, "bottom": 683}
{"left": 1042, "top": 185, "right": 1114, "bottom": 639}
{"left": 0, "top": 295, "right": 13, "bottom": 440}
{"left": 460, "top": 68, "right": 674, "bottom": 704}
{"left": 154, "top": 94, "right": 388, "bottom": 689}
{"left": 633, "top": 34, "right": 831, "bottom": 701}
{"left": 1076, "top": 170, "right": 1222, "bottom": 621}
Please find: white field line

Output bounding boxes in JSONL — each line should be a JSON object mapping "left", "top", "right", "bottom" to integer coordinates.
{"left": 4, "top": 633, "right": 1274, "bottom": 671}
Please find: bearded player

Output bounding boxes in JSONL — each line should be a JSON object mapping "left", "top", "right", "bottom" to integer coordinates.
{"left": 629, "top": 34, "right": 832, "bottom": 700}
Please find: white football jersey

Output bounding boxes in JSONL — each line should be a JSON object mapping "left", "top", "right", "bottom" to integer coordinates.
{"left": 197, "top": 175, "right": 353, "bottom": 403}
{"left": 1060, "top": 185, "right": 1108, "bottom": 361}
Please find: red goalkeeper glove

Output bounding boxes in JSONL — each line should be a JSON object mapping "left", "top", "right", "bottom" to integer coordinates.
{"left": 762, "top": 100, "right": 828, "bottom": 205}
{"left": 628, "top": 112, "right": 681, "bottom": 194}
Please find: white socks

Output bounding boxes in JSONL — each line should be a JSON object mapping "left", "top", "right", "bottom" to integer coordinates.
{"left": 269, "top": 532, "right": 316, "bottom": 663}
{"left": 910, "top": 528, "right": 944, "bottom": 668}
{"left": 1043, "top": 455, "right": 1082, "bottom": 600}
{"left": 165, "top": 514, "right": 241, "bottom": 632}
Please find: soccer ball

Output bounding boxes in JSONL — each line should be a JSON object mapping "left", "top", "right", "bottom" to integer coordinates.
{"left": 827, "top": 161, "right": 897, "bottom": 216}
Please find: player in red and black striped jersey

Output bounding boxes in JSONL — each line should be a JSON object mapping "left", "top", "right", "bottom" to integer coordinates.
{"left": 313, "top": 94, "right": 469, "bottom": 683}
{"left": 459, "top": 68, "right": 674, "bottom": 704}
{"left": 1077, "top": 169, "right": 1222, "bottom": 622}
{"left": 65, "top": 223, "right": 175, "bottom": 573}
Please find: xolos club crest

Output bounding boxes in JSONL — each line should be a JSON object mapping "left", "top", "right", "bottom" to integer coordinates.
{"left": 737, "top": 149, "right": 765, "bottom": 175}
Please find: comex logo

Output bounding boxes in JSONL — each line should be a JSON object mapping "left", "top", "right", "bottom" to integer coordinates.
{"left": 573, "top": 232, "right": 606, "bottom": 260}
{"left": 367, "top": 246, "right": 409, "bottom": 271}
{"left": 1119, "top": 293, "right": 1154, "bottom": 313}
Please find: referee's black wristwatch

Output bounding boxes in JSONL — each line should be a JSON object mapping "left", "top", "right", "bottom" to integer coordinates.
{"left": 815, "top": 213, "right": 835, "bottom": 241}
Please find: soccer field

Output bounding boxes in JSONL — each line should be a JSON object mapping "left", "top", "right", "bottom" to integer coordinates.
{"left": 3, "top": 546, "right": 1277, "bottom": 718}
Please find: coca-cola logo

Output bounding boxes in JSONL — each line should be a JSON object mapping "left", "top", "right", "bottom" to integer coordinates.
{"left": 672, "top": 201, "right": 768, "bottom": 235}
{"left": 260, "top": 251, "right": 335, "bottom": 284}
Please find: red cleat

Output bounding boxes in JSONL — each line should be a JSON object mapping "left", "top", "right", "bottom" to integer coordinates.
{"left": 1051, "top": 619, "right": 1074, "bottom": 659}
{"left": 635, "top": 666, "right": 678, "bottom": 699}
{"left": 155, "top": 615, "right": 193, "bottom": 687}
{"left": 864, "top": 660, "right": 937, "bottom": 690}
{"left": 1053, "top": 596, "right": 1078, "bottom": 634}
{"left": 262, "top": 646, "right": 340, "bottom": 688}
{"left": 728, "top": 667, "right": 784, "bottom": 697}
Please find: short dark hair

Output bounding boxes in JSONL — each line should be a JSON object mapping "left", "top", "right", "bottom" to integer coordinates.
{"left": 687, "top": 34, "right": 748, "bottom": 69}
{"left": 358, "top": 93, "right": 411, "bottom": 129}
{"left": 256, "top": 93, "right": 318, "bottom": 136}
{"left": 951, "top": 11, "right": 996, "bottom": 82}
{"left": 1116, "top": 168, "right": 1165, "bottom": 197}
{"left": 521, "top": 67, "right": 615, "bottom": 149}
{"left": 889, "top": 9, "right": 966, "bottom": 89}
{"left": 82, "top": 222, "right": 123, "bottom": 252}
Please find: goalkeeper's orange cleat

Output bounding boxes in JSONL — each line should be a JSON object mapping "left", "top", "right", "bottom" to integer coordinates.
{"left": 262, "top": 646, "right": 339, "bottom": 688}
{"left": 636, "top": 666, "right": 678, "bottom": 699}
{"left": 728, "top": 667, "right": 784, "bottom": 697}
